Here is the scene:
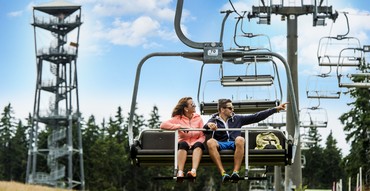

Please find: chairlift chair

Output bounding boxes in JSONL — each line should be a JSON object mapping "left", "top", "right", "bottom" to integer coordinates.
{"left": 127, "top": 0, "right": 300, "bottom": 182}
{"left": 299, "top": 107, "right": 328, "bottom": 128}
{"left": 198, "top": 57, "right": 283, "bottom": 115}
{"left": 317, "top": 37, "right": 362, "bottom": 67}
{"left": 337, "top": 46, "right": 370, "bottom": 88}
{"left": 128, "top": 51, "right": 298, "bottom": 180}
{"left": 258, "top": 110, "right": 287, "bottom": 128}
{"left": 306, "top": 73, "right": 341, "bottom": 99}
{"left": 317, "top": 12, "right": 361, "bottom": 67}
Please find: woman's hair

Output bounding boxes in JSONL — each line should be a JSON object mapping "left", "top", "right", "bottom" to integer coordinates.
{"left": 218, "top": 98, "right": 232, "bottom": 111}
{"left": 171, "top": 97, "right": 192, "bottom": 117}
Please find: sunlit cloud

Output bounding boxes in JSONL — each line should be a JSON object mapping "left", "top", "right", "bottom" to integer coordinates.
{"left": 72, "top": 0, "right": 181, "bottom": 50}
{"left": 7, "top": 11, "right": 23, "bottom": 17}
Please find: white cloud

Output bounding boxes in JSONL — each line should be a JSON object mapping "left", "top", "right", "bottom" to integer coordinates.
{"left": 7, "top": 11, "right": 23, "bottom": 17}
{"left": 87, "top": 0, "right": 174, "bottom": 20}
{"left": 71, "top": 0, "right": 180, "bottom": 50}
{"left": 99, "top": 16, "right": 160, "bottom": 46}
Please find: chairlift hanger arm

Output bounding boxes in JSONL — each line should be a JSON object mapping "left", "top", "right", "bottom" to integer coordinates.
{"left": 260, "top": 0, "right": 266, "bottom": 7}
{"left": 233, "top": 15, "right": 244, "bottom": 48}
{"left": 220, "top": 10, "right": 233, "bottom": 43}
{"left": 175, "top": 0, "right": 224, "bottom": 49}
{"left": 319, "top": 0, "right": 324, "bottom": 7}
{"left": 337, "top": 12, "right": 350, "bottom": 39}
{"left": 175, "top": 0, "right": 203, "bottom": 49}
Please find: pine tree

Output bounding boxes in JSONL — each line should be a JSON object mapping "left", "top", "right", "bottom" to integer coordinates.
{"left": 302, "top": 127, "right": 324, "bottom": 188}
{"left": 147, "top": 105, "right": 161, "bottom": 129}
{"left": 0, "top": 104, "right": 17, "bottom": 180}
{"left": 339, "top": 59, "right": 370, "bottom": 189}
{"left": 8, "top": 120, "right": 28, "bottom": 182}
{"left": 81, "top": 115, "right": 102, "bottom": 190}
{"left": 321, "top": 131, "right": 345, "bottom": 188}
{"left": 107, "top": 106, "right": 125, "bottom": 143}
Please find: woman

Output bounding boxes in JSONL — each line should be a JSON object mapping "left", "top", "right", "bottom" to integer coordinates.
{"left": 160, "top": 97, "right": 205, "bottom": 181}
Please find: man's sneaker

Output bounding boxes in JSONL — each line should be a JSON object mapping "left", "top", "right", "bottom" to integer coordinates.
{"left": 222, "top": 173, "right": 231, "bottom": 184}
{"left": 230, "top": 172, "right": 240, "bottom": 183}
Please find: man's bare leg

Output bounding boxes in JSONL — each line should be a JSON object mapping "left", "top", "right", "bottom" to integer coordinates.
{"left": 233, "top": 136, "right": 245, "bottom": 172}
{"left": 207, "top": 138, "right": 225, "bottom": 175}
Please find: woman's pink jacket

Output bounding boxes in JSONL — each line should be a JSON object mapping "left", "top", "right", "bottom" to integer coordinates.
{"left": 160, "top": 113, "right": 205, "bottom": 147}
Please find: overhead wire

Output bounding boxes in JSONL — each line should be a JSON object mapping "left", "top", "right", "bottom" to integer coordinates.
{"left": 228, "top": 0, "right": 242, "bottom": 18}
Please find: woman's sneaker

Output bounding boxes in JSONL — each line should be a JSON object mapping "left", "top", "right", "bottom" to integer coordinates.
{"left": 187, "top": 171, "right": 196, "bottom": 182}
{"left": 176, "top": 171, "right": 184, "bottom": 183}
{"left": 186, "top": 171, "right": 196, "bottom": 178}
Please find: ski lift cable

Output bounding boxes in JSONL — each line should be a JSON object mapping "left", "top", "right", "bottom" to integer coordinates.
{"left": 228, "top": 0, "right": 242, "bottom": 18}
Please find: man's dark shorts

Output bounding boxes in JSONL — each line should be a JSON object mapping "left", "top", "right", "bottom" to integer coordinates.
{"left": 218, "top": 141, "right": 235, "bottom": 150}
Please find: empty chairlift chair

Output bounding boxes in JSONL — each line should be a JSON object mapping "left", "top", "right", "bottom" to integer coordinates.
{"left": 199, "top": 57, "right": 282, "bottom": 115}
{"left": 306, "top": 73, "right": 341, "bottom": 99}
{"left": 299, "top": 107, "right": 328, "bottom": 128}
{"left": 317, "top": 36, "right": 362, "bottom": 67}
{"left": 337, "top": 45, "right": 370, "bottom": 88}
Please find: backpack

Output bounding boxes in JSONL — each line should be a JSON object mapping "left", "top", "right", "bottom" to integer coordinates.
{"left": 255, "top": 132, "right": 282, "bottom": 149}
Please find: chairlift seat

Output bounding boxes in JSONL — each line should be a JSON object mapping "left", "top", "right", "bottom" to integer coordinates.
{"left": 339, "top": 73, "right": 370, "bottom": 88}
{"left": 221, "top": 75, "right": 274, "bottom": 87}
{"left": 130, "top": 129, "right": 293, "bottom": 167}
{"left": 200, "top": 100, "right": 280, "bottom": 115}
{"left": 339, "top": 82, "right": 370, "bottom": 88}
{"left": 300, "top": 124, "right": 327, "bottom": 128}
{"left": 306, "top": 92, "right": 341, "bottom": 99}
{"left": 319, "top": 62, "right": 361, "bottom": 67}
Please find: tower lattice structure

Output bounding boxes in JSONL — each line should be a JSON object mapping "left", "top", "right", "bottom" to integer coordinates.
{"left": 26, "top": 0, "right": 84, "bottom": 189}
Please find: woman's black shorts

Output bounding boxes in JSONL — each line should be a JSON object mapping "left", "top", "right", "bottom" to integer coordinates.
{"left": 178, "top": 141, "right": 205, "bottom": 151}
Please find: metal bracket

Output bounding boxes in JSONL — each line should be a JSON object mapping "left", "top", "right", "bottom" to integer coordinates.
{"left": 203, "top": 42, "right": 223, "bottom": 63}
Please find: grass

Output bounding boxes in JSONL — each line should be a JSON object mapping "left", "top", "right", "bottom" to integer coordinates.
{"left": 0, "top": 181, "right": 71, "bottom": 191}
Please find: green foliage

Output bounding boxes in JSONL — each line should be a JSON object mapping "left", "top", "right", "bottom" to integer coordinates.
{"left": 86, "top": 138, "right": 127, "bottom": 191}
{"left": 321, "top": 131, "right": 345, "bottom": 188}
{"left": 3, "top": 100, "right": 366, "bottom": 190}
{"left": 302, "top": 128, "right": 344, "bottom": 189}
{"left": 0, "top": 104, "right": 28, "bottom": 182}
{"left": 339, "top": 61, "right": 370, "bottom": 189}
{"left": 294, "top": 184, "right": 308, "bottom": 191}
{"left": 302, "top": 127, "right": 324, "bottom": 188}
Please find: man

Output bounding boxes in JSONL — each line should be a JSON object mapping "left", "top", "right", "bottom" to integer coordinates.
{"left": 203, "top": 98, "right": 287, "bottom": 183}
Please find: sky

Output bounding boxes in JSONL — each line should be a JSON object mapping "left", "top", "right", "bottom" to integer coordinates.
{"left": 1, "top": 0, "right": 370, "bottom": 157}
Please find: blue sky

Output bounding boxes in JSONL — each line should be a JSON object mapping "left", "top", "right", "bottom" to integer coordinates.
{"left": 1, "top": 0, "right": 370, "bottom": 156}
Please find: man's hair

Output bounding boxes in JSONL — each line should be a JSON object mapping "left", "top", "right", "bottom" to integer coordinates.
{"left": 217, "top": 98, "right": 232, "bottom": 111}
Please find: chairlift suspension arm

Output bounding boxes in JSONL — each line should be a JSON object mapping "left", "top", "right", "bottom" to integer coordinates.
{"left": 337, "top": 12, "right": 350, "bottom": 39}
{"left": 233, "top": 16, "right": 243, "bottom": 48}
{"left": 220, "top": 10, "right": 233, "bottom": 43}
